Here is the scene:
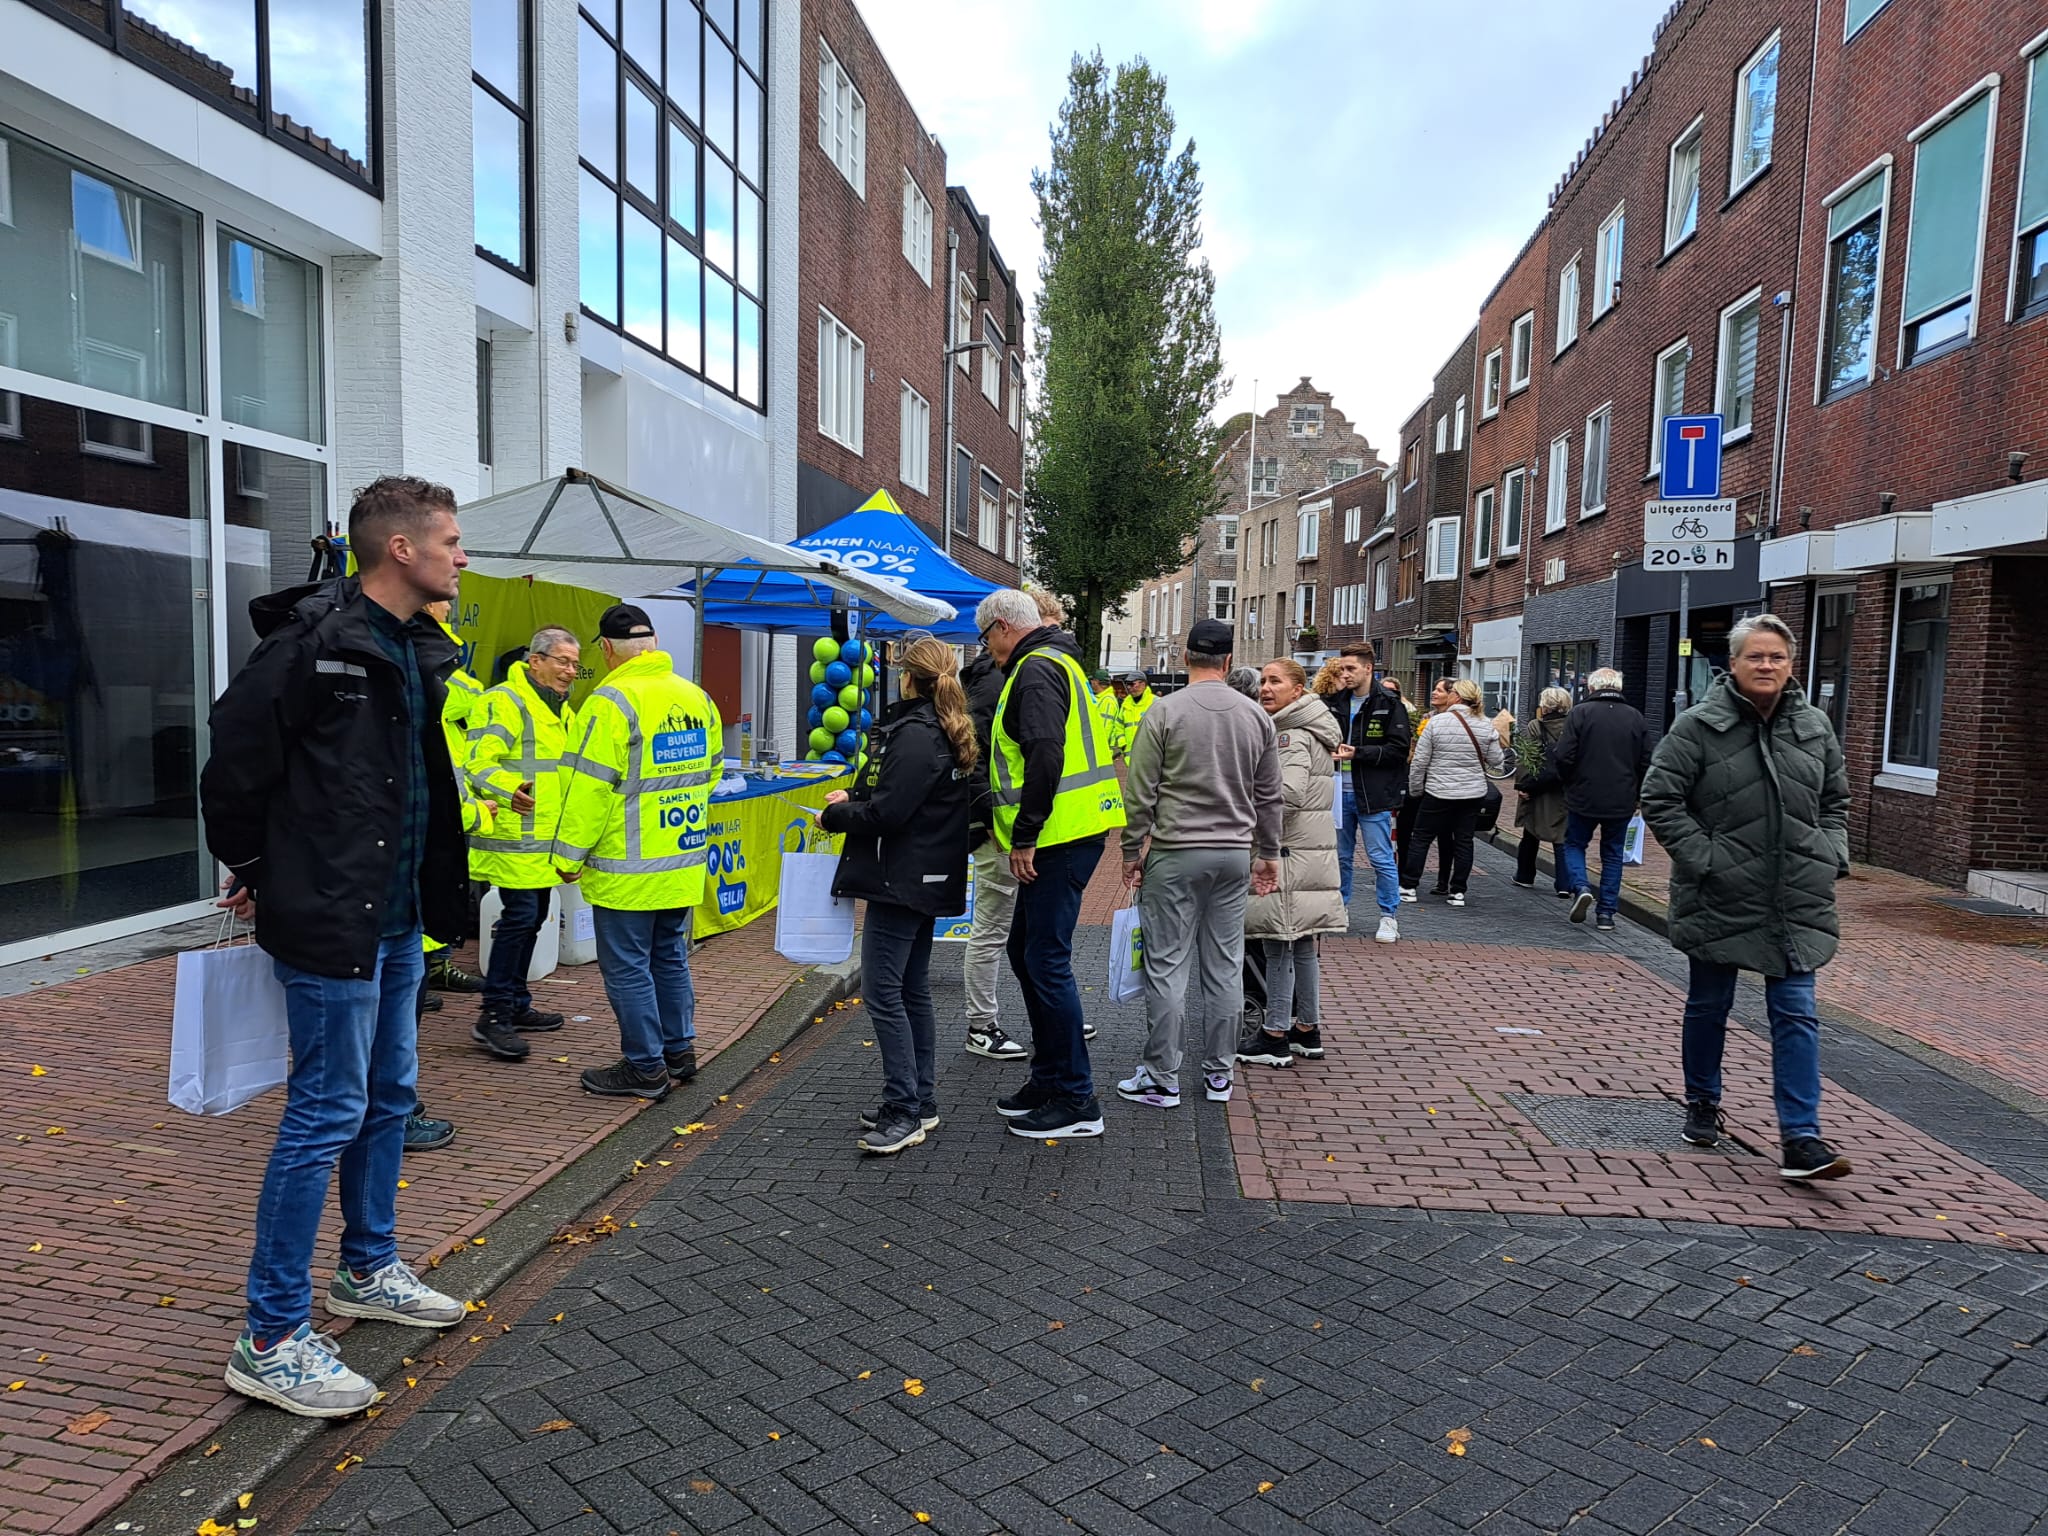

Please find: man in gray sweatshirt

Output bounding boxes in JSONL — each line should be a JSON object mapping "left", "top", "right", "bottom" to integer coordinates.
{"left": 1116, "top": 618, "right": 1282, "bottom": 1107}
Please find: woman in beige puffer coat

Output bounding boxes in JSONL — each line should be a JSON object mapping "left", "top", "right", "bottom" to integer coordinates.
{"left": 1239, "top": 660, "right": 1348, "bottom": 1068}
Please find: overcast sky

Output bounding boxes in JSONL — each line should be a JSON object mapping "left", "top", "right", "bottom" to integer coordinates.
{"left": 859, "top": 0, "right": 1672, "bottom": 457}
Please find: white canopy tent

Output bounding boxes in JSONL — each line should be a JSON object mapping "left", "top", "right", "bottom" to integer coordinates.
{"left": 456, "top": 470, "right": 956, "bottom": 682}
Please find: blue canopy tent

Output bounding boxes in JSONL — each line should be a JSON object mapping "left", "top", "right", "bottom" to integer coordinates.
{"left": 681, "top": 488, "right": 997, "bottom": 643}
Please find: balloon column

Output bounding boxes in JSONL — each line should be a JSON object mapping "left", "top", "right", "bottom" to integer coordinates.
{"left": 803, "top": 635, "right": 875, "bottom": 768}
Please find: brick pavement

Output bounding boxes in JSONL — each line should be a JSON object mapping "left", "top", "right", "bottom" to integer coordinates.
{"left": 283, "top": 915, "right": 2048, "bottom": 1536}
{"left": 0, "top": 919, "right": 813, "bottom": 1535}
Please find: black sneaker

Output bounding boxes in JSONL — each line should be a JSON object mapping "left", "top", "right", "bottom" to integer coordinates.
{"left": 1780, "top": 1138, "right": 1851, "bottom": 1181}
{"left": 1007, "top": 1095, "right": 1105, "bottom": 1140}
{"left": 997, "top": 1080, "right": 1057, "bottom": 1118}
{"left": 664, "top": 1047, "right": 699, "bottom": 1082}
{"left": 1569, "top": 890, "right": 1595, "bottom": 924}
{"left": 580, "top": 1058, "right": 672, "bottom": 1101}
{"left": 427, "top": 956, "right": 483, "bottom": 993}
{"left": 511, "top": 1007, "right": 564, "bottom": 1033}
{"left": 418, "top": 992, "right": 444, "bottom": 1014}
{"left": 860, "top": 1106, "right": 941, "bottom": 1132}
{"left": 1595, "top": 914, "right": 1616, "bottom": 932}
{"left": 403, "top": 1110, "right": 455, "bottom": 1151}
{"left": 1682, "top": 1100, "right": 1721, "bottom": 1147}
{"left": 1236, "top": 1032, "right": 1294, "bottom": 1068}
{"left": 471, "top": 1013, "right": 530, "bottom": 1061}
{"left": 965, "top": 1026, "right": 1028, "bottom": 1061}
{"left": 1510, "top": 877, "right": 1537, "bottom": 889}
{"left": 858, "top": 1109, "right": 927, "bottom": 1155}
{"left": 1555, "top": 888, "right": 1576, "bottom": 899}
{"left": 1288, "top": 1026, "right": 1324, "bottom": 1060}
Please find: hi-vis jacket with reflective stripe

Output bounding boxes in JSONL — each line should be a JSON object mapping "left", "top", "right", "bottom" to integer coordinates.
{"left": 1112, "top": 687, "right": 1155, "bottom": 756}
{"left": 467, "top": 661, "right": 577, "bottom": 888}
{"left": 437, "top": 621, "right": 491, "bottom": 839}
{"left": 551, "top": 650, "right": 724, "bottom": 910}
{"left": 991, "top": 648, "right": 1125, "bottom": 852}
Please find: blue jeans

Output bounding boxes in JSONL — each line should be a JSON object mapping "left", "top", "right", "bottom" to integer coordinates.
{"left": 1008, "top": 835, "right": 1103, "bottom": 1101}
{"left": 482, "top": 885, "right": 548, "bottom": 1016}
{"left": 1562, "top": 811, "right": 1630, "bottom": 918}
{"left": 247, "top": 931, "right": 423, "bottom": 1340}
{"left": 592, "top": 905, "right": 696, "bottom": 1074}
{"left": 864, "top": 900, "right": 938, "bottom": 1118}
{"left": 1335, "top": 790, "right": 1359, "bottom": 904}
{"left": 1680, "top": 957, "right": 1823, "bottom": 1142}
{"left": 1360, "top": 809, "right": 1401, "bottom": 916}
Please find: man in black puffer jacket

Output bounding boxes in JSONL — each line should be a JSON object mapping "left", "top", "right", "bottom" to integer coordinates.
{"left": 1550, "top": 667, "right": 1651, "bottom": 930}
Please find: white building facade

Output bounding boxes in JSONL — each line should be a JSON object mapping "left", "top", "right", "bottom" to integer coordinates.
{"left": 0, "top": 0, "right": 802, "bottom": 964}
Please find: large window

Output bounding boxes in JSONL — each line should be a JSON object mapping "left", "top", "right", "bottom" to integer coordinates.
{"left": 1471, "top": 488, "right": 1495, "bottom": 568}
{"left": 1251, "top": 455, "right": 1279, "bottom": 496}
{"left": 1288, "top": 403, "right": 1323, "bottom": 437}
{"left": 2019, "top": 46, "right": 2048, "bottom": 321}
{"left": 1649, "top": 338, "right": 1691, "bottom": 471}
{"left": 1508, "top": 312, "right": 1534, "bottom": 391}
{"left": 1532, "top": 642, "right": 1598, "bottom": 702}
{"left": 1557, "top": 258, "right": 1580, "bottom": 352}
{"left": 1582, "top": 404, "right": 1611, "bottom": 516}
{"left": 1821, "top": 169, "right": 1887, "bottom": 399}
{"left": 901, "top": 171, "right": 933, "bottom": 284}
{"left": 1501, "top": 467, "right": 1526, "bottom": 556}
{"left": 1545, "top": 435, "right": 1569, "bottom": 535}
{"left": 1292, "top": 583, "right": 1316, "bottom": 633}
{"left": 1297, "top": 506, "right": 1320, "bottom": 559}
{"left": 1210, "top": 581, "right": 1236, "bottom": 624}
{"left": 1481, "top": 348, "right": 1502, "bottom": 417}
{"left": 979, "top": 468, "right": 1001, "bottom": 550}
{"left": 1594, "top": 203, "right": 1625, "bottom": 314}
{"left": 817, "top": 39, "right": 865, "bottom": 194}
{"left": 1398, "top": 530, "right": 1419, "bottom": 601}
{"left": 579, "top": 0, "right": 767, "bottom": 407}
{"left": 1426, "top": 517, "right": 1460, "bottom": 582}
{"left": 34, "top": 0, "right": 374, "bottom": 185}
{"left": 817, "top": 307, "right": 863, "bottom": 451}
{"left": 217, "top": 229, "right": 324, "bottom": 444}
{"left": 897, "top": 382, "right": 929, "bottom": 493}
{"left": 1373, "top": 557, "right": 1390, "bottom": 614}
{"left": 1901, "top": 90, "right": 1993, "bottom": 364}
{"left": 1731, "top": 32, "right": 1780, "bottom": 192}
{"left": 1884, "top": 576, "right": 1949, "bottom": 775}
{"left": 473, "top": 0, "right": 530, "bottom": 272}
{"left": 1666, "top": 116, "right": 1704, "bottom": 251}
{"left": 1717, "top": 289, "right": 1763, "bottom": 439}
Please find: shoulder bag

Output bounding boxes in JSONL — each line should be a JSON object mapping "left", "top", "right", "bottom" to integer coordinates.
{"left": 1450, "top": 711, "right": 1505, "bottom": 835}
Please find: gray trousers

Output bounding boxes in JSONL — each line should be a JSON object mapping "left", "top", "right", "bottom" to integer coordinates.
{"left": 962, "top": 837, "right": 1020, "bottom": 1025}
{"left": 1137, "top": 846, "right": 1252, "bottom": 1092}
{"left": 1261, "top": 936, "right": 1320, "bottom": 1030}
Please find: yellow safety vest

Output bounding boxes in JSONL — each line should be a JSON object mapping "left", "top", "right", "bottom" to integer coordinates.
{"left": 1115, "top": 687, "right": 1155, "bottom": 754}
{"left": 551, "top": 650, "right": 724, "bottom": 910}
{"left": 467, "top": 661, "right": 578, "bottom": 889}
{"left": 991, "top": 648, "right": 1125, "bottom": 851}
{"left": 1095, "top": 688, "right": 1122, "bottom": 741}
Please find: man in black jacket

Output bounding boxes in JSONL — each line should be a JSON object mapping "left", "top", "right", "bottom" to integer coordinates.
{"left": 201, "top": 476, "right": 471, "bottom": 1417}
{"left": 1329, "top": 643, "right": 1411, "bottom": 944}
{"left": 1550, "top": 667, "right": 1652, "bottom": 931}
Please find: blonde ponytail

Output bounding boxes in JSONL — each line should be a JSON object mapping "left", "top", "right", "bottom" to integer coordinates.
{"left": 897, "top": 635, "right": 979, "bottom": 772}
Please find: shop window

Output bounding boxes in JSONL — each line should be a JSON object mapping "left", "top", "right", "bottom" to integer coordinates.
{"left": 1809, "top": 589, "right": 1855, "bottom": 740}
{"left": 1884, "top": 576, "right": 1949, "bottom": 775}
{"left": 1532, "top": 641, "right": 1599, "bottom": 702}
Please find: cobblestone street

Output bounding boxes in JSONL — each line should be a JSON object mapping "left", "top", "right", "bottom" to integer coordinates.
{"left": 274, "top": 840, "right": 2048, "bottom": 1536}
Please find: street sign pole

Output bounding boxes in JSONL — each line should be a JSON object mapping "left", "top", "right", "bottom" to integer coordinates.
{"left": 1674, "top": 572, "right": 1691, "bottom": 713}
{"left": 1655, "top": 414, "right": 1724, "bottom": 718}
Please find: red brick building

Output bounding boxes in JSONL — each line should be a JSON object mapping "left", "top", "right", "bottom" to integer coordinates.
{"left": 942, "top": 186, "right": 1026, "bottom": 587}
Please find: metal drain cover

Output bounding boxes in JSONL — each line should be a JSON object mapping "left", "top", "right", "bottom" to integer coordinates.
{"left": 1936, "top": 897, "right": 2041, "bottom": 918}
{"left": 1505, "top": 1093, "right": 1752, "bottom": 1155}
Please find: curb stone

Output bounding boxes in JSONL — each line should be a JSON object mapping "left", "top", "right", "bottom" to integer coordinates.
{"left": 82, "top": 954, "right": 860, "bottom": 1536}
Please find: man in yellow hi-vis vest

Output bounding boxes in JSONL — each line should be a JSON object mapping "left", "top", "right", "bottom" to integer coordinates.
{"left": 467, "top": 626, "right": 581, "bottom": 1062}
{"left": 977, "top": 588, "right": 1125, "bottom": 1141}
{"left": 552, "top": 604, "right": 723, "bottom": 1102}
{"left": 1114, "top": 671, "right": 1155, "bottom": 759}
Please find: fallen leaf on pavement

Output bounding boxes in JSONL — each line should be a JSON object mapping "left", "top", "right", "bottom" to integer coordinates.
{"left": 159, "top": 1296, "right": 176, "bottom": 1306}
{"left": 204, "top": 1444, "right": 223, "bottom": 1457}
{"left": 196, "top": 1520, "right": 235, "bottom": 1536}
{"left": 46, "top": 1126, "right": 63, "bottom": 1135}
{"left": 1324, "top": 1153, "right": 1335, "bottom": 1162}
{"left": 1249, "top": 1378, "right": 1264, "bottom": 1392}
{"left": 1698, "top": 1437, "right": 1717, "bottom": 1449}
{"left": 27, "top": 1243, "right": 41, "bottom": 1253}
{"left": 1048, "top": 1320, "right": 1065, "bottom": 1331}
{"left": 1257, "top": 1480, "right": 1276, "bottom": 1493}
{"left": 1736, "top": 1277, "right": 1751, "bottom": 1286}
{"left": 768, "top": 1431, "right": 781, "bottom": 1440}
{"left": 64, "top": 1410, "right": 110, "bottom": 1435}
{"left": 551, "top": 1313, "right": 565, "bottom": 1323}
{"left": 472, "top": 1238, "right": 486, "bottom": 1247}
{"left": 856, "top": 1370, "right": 872, "bottom": 1380}
{"left": 534, "top": 1420, "right": 575, "bottom": 1434}
{"left": 465, "top": 1300, "right": 485, "bottom": 1312}
{"left": 551, "top": 1057, "right": 569, "bottom": 1064}
{"left": 1864, "top": 1271, "right": 1888, "bottom": 1283}
{"left": 30, "top": 1066, "right": 45, "bottom": 1077}
{"left": 914, "top": 1515, "right": 931, "bottom": 1525}
{"left": 689, "top": 1480, "right": 715, "bottom": 1493}
{"left": 903, "top": 1378, "right": 925, "bottom": 1397}
{"left": 1791, "top": 1345, "right": 1817, "bottom": 1356}
{"left": 238, "top": 1493, "right": 254, "bottom": 1510}
{"left": 334, "top": 1454, "right": 363, "bottom": 1473}
{"left": 1445, "top": 1428, "right": 1472, "bottom": 1457}
{"left": 396, "top": 1180, "right": 409, "bottom": 1189}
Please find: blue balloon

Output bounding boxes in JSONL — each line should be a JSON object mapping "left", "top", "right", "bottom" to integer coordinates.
{"left": 811, "top": 683, "right": 835, "bottom": 707}
{"left": 824, "top": 660, "right": 853, "bottom": 689}
{"left": 858, "top": 708, "right": 873, "bottom": 730}
{"left": 835, "top": 729, "right": 859, "bottom": 756}
{"left": 806, "top": 705, "right": 824, "bottom": 729}
{"left": 841, "top": 640, "right": 864, "bottom": 665}
{"left": 822, "top": 750, "right": 846, "bottom": 764}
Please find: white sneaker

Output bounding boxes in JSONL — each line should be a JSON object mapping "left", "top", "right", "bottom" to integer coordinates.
{"left": 1398, "top": 887, "right": 1419, "bottom": 904}
{"left": 1375, "top": 916, "right": 1399, "bottom": 944}
{"left": 1205, "top": 1072, "right": 1233, "bottom": 1102}
{"left": 1446, "top": 892, "right": 1466, "bottom": 908}
{"left": 1116, "top": 1067, "right": 1180, "bottom": 1108}
{"left": 225, "top": 1324, "right": 377, "bottom": 1418}
{"left": 326, "top": 1259, "right": 465, "bottom": 1328}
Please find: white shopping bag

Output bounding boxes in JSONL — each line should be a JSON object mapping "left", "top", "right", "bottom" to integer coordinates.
{"left": 167, "top": 939, "right": 290, "bottom": 1116}
{"left": 1622, "top": 813, "right": 1647, "bottom": 865}
{"left": 775, "top": 850, "right": 856, "bottom": 965}
{"left": 1107, "top": 902, "right": 1145, "bottom": 1005}
{"left": 1332, "top": 771, "right": 1346, "bottom": 838}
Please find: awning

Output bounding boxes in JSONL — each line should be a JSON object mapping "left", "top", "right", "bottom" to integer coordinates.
{"left": 457, "top": 469, "right": 956, "bottom": 627}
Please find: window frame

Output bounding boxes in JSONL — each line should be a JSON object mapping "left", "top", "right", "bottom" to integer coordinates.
{"left": 1343, "top": 501, "right": 1361, "bottom": 543}
{"left": 1557, "top": 256, "right": 1581, "bottom": 353}
{"left": 1594, "top": 202, "right": 1625, "bottom": 315}
{"left": 1582, "top": 402, "right": 1612, "bottom": 519}
{"left": 1881, "top": 570, "right": 1951, "bottom": 779}
{"left": 978, "top": 467, "right": 1002, "bottom": 551}
{"left": 2012, "top": 39, "right": 2048, "bottom": 321}
{"left": 1716, "top": 287, "right": 1765, "bottom": 443}
{"left": 1508, "top": 311, "right": 1535, "bottom": 392}
{"left": 71, "top": 171, "right": 143, "bottom": 271}
{"left": 980, "top": 314, "right": 1003, "bottom": 406}
{"left": 1648, "top": 337, "right": 1692, "bottom": 473}
{"left": 816, "top": 38, "right": 866, "bottom": 196}
{"left": 1287, "top": 403, "right": 1324, "bottom": 437}
{"left": 1373, "top": 556, "right": 1390, "bottom": 614}
{"left": 1845, "top": 0, "right": 1893, "bottom": 42}
{"left": 900, "top": 169, "right": 933, "bottom": 284}
{"left": 1481, "top": 347, "right": 1503, "bottom": 418}
{"left": 897, "top": 380, "right": 930, "bottom": 493}
{"left": 1297, "top": 506, "right": 1321, "bottom": 560}
{"left": 1008, "top": 355, "right": 1023, "bottom": 431}
{"left": 1425, "top": 516, "right": 1461, "bottom": 582}
{"left": 1665, "top": 114, "right": 1705, "bottom": 254}
{"left": 1218, "top": 515, "right": 1239, "bottom": 554}
{"left": 816, "top": 305, "right": 864, "bottom": 453}
{"left": 1293, "top": 582, "right": 1315, "bottom": 634}
{"left": 1500, "top": 467, "right": 1526, "bottom": 557}
{"left": 0, "top": 309, "right": 19, "bottom": 438}
{"left": 1470, "top": 486, "right": 1495, "bottom": 570}
{"left": 1545, "top": 434, "right": 1570, "bottom": 535}
{"left": 955, "top": 272, "right": 975, "bottom": 373}
{"left": 1210, "top": 579, "right": 1237, "bottom": 623}
{"left": 473, "top": 0, "right": 534, "bottom": 277}
{"left": 1730, "top": 29, "right": 1781, "bottom": 197}
{"left": 1453, "top": 394, "right": 1467, "bottom": 448}
{"left": 1815, "top": 158, "right": 1893, "bottom": 403}
{"left": 1898, "top": 80, "right": 1999, "bottom": 368}
{"left": 1434, "top": 414, "right": 1448, "bottom": 454}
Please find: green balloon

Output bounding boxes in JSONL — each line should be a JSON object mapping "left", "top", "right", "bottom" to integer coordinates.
{"left": 813, "top": 636, "right": 840, "bottom": 662}
{"left": 861, "top": 665, "right": 876, "bottom": 687}
{"left": 838, "top": 684, "right": 861, "bottom": 710}
{"left": 808, "top": 727, "right": 834, "bottom": 753}
{"left": 809, "top": 661, "right": 826, "bottom": 684}
{"left": 822, "top": 706, "right": 850, "bottom": 733}
{"left": 805, "top": 749, "right": 822, "bottom": 761}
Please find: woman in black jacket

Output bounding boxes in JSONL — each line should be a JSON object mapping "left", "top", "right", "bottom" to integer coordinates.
{"left": 819, "top": 635, "right": 979, "bottom": 1154}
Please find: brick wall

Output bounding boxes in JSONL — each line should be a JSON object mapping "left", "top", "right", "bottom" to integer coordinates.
{"left": 945, "top": 186, "right": 1026, "bottom": 587}
{"left": 1465, "top": 221, "right": 1550, "bottom": 654}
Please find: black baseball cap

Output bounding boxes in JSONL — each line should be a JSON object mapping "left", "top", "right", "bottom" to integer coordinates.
{"left": 596, "top": 602, "right": 656, "bottom": 640}
{"left": 1186, "top": 617, "right": 1235, "bottom": 658}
